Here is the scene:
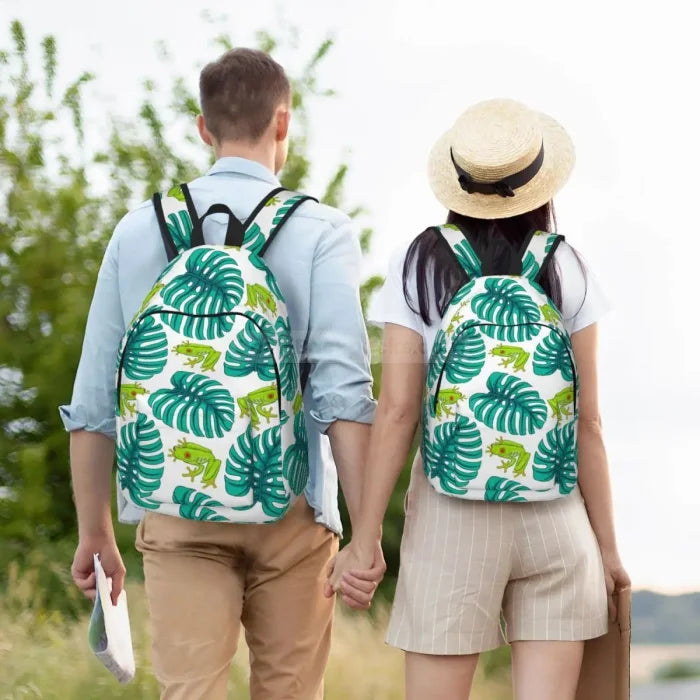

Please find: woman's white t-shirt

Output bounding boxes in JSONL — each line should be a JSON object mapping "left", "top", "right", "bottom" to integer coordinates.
{"left": 368, "top": 240, "right": 610, "bottom": 361}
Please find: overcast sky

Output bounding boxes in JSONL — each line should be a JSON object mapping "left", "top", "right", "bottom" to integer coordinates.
{"left": 2, "top": 0, "right": 698, "bottom": 593}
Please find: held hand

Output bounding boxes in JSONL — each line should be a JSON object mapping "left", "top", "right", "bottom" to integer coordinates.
{"left": 601, "top": 549, "right": 631, "bottom": 621}
{"left": 324, "top": 540, "right": 386, "bottom": 610}
{"left": 71, "top": 536, "right": 126, "bottom": 606}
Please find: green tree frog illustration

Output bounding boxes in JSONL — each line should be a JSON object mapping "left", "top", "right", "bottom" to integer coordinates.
{"left": 548, "top": 386, "right": 575, "bottom": 421}
{"left": 172, "top": 342, "right": 221, "bottom": 372}
{"left": 245, "top": 283, "right": 277, "bottom": 314}
{"left": 490, "top": 345, "right": 530, "bottom": 372}
{"left": 447, "top": 311, "right": 463, "bottom": 335}
{"left": 131, "top": 282, "right": 164, "bottom": 323}
{"left": 119, "top": 383, "right": 148, "bottom": 417}
{"left": 487, "top": 438, "right": 530, "bottom": 477}
{"left": 265, "top": 195, "right": 281, "bottom": 207}
{"left": 169, "top": 438, "right": 221, "bottom": 488}
{"left": 540, "top": 303, "right": 560, "bottom": 323}
{"left": 238, "top": 384, "right": 279, "bottom": 429}
{"left": 167, "top": 185, "right": 186, "bottom": 202}
{"left": 434, "top": 387, "right": 466, "bottom": 419}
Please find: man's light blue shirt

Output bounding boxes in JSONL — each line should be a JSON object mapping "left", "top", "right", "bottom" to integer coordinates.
{"left": 60, "top": 157, "right": 376, "bottom": 534}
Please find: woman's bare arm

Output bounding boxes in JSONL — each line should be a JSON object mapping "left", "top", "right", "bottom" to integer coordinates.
{"left": 572, "top": 323, "right": 631, "bottom": 611}
{"left": 328, "top": 323, "right": 424, "bottom": 592}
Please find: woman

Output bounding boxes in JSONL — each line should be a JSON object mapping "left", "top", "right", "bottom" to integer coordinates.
{"left": 329, "top": 99, "right": 630, "bottom": 700}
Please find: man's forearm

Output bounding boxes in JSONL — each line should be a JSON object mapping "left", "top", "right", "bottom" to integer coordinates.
{"left": 326, "top": 420, "right": 371, "bottom": 530}
{"left": 70, "top": 430, "right": 116, "bottom": 539}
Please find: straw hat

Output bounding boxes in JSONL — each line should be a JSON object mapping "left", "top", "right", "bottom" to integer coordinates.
{"left": 427, "top": 99, "right": 575, "bottom": 219}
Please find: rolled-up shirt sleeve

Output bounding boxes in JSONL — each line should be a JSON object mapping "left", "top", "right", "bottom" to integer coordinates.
{"left": 59, "top": 230, "right": 125, "bottom": 439}
{"left": 305, "top": 220, "right": 376, "bottom": 433}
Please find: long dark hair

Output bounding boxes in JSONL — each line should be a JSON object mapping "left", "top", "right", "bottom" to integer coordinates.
{"left": 403, "top": 201, "right": 571, "bottom": 324}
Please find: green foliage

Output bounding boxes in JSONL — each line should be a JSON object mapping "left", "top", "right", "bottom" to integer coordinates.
{"left": 654, "top": 660, "right": 700, "bottom": 682}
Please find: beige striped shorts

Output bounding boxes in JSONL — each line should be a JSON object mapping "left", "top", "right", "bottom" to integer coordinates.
{"left": 387, "top": 455, "right": 609, "bottom": 655}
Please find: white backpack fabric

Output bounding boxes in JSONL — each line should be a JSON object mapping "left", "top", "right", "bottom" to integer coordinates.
{"left": 115, "top": 184, "right": 314, "bottom": 523}
{"left": 422, "top": 224, "right": 579, "bottom": 502}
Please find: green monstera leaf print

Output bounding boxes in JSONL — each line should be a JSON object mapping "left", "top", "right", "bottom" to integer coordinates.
{"left": 427, "top": 330, "right": 447, "bottom": 389}
{"left": 172, "top": 486, "right": 227, "bottom": 521}
{"left": 224, "top": 318, "right": 277, "bottom": 381}
{"left": 121, "top": 315, "right": 168, "bottom": 381}
{"left": 472, "top": 278, "right": 542, "bottom": 342}
{"left": 422, "top": 415, "right": 482, "bottom": 495}
{"left": 149, "top": 371, "right": 235, "bottom": 439}
{"left": 452, "top": 278, "right": 477, "bottom": 306}
{"left": 225, "top": 425, "right": 289, "bottom": 519}
{"left": 166, "top": 210, "right": 192, "bottom": 252}
{"left": 469, "top": 372, "right": 548, "bottom": 435}
{"left": 445, "top": 326, "right": 486, "bottom": 384}
{"left": 276, "top": 316, "right": 299, "bottom": 401}
{"left": 450, "top": 236, "right": 482, "bottom": 279}
{"left": 160, "top": 249, "right": 244, "bottom": 339}
{"left": 283, "top": 408, "right": 309, "bottom": 495}
{"left": 484, "top": 476, "right": 528, "bottom": 502}
{"left": 116, "top": 414, "right": 164, "bottom": 509}
{"left": 249, "top": 253, "right": 284, "bottom": 301}
{"left": 243, "top": 222, "right": 265, "bottom": 254}
{"left": 521, "top": 251, "right": 540, "bottom": 281}
{"left": 533, "top": 422, "right": 577, "bottom": 495}
{"left": 533, "top": 330, "right": 574, "bottom": 381}
{"left": 273, "top": 195, "right": 306, "bottom": 227}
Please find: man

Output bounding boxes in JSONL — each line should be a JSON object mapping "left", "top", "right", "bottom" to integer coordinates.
{"left": 61, "top": 48, "right": 384, "bottom": 699}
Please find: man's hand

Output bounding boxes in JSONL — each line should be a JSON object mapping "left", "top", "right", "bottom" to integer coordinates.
{"left": 72, "top": 536, "right": 126, "bottom": 606}
{"left": 324, "top": 540, "right": 386, "bottom": 610}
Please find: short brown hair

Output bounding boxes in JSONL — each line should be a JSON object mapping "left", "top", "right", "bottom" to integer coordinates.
{"left": 199, "top": 48, "right": 291, "bottom": 143}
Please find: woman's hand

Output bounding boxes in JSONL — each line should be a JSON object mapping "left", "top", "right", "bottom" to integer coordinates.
{"left": 601, "top": 548, "right": 631, "bottom": 621}
{"left": 324, "top": 540, "right": 385, "bottom": 610}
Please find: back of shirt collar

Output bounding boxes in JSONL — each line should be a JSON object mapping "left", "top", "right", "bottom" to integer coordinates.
{"left": 206, "top": 157, "right": 280, "bottom": 186}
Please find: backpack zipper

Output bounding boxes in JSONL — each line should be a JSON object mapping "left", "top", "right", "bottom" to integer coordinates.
{"left": 116, "top": 309, "right": 282, "bottom": 419}
{"left": 432, "top": 322, "right": 578, "bottom": 417}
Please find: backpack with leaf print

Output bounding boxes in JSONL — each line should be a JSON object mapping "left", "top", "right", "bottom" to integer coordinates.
{"left": 422, "top": 224, "right": 578, "bottom": 503}
{"left": 115, "top": 184, "right": 315, "bottom": 523}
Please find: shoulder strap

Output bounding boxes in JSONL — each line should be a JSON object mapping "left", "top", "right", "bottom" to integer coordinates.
{"left": 519, "top": 231, "right": 564, "bottom": 284}
{"left": 241, "top": 189, "right": 318, "bottom": 256}
{"left": 435, "top": 224, "right": 482, "bottom": 279}
{"left": 152, "top": 184, "right": 199, "bottom": 262}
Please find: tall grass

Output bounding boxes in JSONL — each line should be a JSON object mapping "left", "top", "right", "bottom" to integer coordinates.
{"left": 0, "top": 565, "right": 511, "bottom": 699}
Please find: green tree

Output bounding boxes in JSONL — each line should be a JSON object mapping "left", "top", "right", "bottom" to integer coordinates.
{"left": 0, "top": 19, "right": 396, "bottom": 610}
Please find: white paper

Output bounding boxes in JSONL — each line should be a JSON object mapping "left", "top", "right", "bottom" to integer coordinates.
{"left": 87, "top": 553, "right": 136, "bottom": 684}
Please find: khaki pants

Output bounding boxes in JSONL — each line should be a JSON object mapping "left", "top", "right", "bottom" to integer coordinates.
{"left": 135, "top": 497, "right": 339, "bottom": 700}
